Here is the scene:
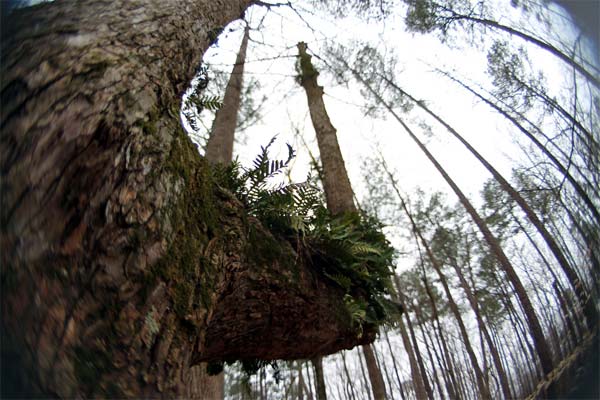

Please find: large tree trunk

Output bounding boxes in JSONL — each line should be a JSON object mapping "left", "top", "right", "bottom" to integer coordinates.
{"left": 0, "top": 2, "right": 375, "bottom": 398}
{"left": 194, "top": 23, "right": 250, "bottom": 399}
{"left": 297, "top": 41, "right": 389, "bottom": 400}
{"left": 204, "top": 24, "right": 250, "bottom": 164}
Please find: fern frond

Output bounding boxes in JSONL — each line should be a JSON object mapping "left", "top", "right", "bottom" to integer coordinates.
{"left": 351, "top": 242, "right": 383, "bottom": 256}
{"left": 199, "top": 95, "right": 223, "bottom": 111}
{"left": 324, "top": 272, "right": 352, "bottom": 291}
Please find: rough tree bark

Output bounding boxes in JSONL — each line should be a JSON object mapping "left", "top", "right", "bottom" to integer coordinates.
{"left": 192, "top": 22, "right": 250, "bottom": 400}
{"left": 297, "top": 41, "right": 389, "bottom": 400}
{"left": 0, "top": 1, "right": 375, "bottom": 398}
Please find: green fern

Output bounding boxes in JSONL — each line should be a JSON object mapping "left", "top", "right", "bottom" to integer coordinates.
{"left": 351, "top": 242, "right": 383, "bottom": 256}
{"left": 199, "top": 95, "right": 223, "bottom": 111}
{"left": 343, "top": 294, "right": 367, "bottom": 336}
{"left": 215, "top": 137, "right": 397, "bottom": 330}
{"left": 187, "top": 94, "right": 222, "bottom": 114}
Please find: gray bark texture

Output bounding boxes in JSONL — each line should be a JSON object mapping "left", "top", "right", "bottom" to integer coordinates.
{"left": 0, "top": 1, "right": 375, "bottom": 398}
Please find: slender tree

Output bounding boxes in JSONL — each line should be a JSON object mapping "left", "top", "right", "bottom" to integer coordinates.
{"left": 312, "top": 357, "right": 328, "bottom": 400}
{"left": 438, "top": 69, "right": 600, "bottom": 227}
{"left": 431, "top": 225, "right": 512, "bottom": 398}
{"left": 398, "top": 291, "right": 435, "bottom": 400}
{"left": 363, "top": 344, "right": 388, "bottom": 400}
{"left": 486, "top": 40, "right": 598, "bottom": 158}
{"left": 297, "top": 41, "right": 388, "bottom": 400}
{"left": 397, "top": 314, "right": 429, "bottom": 400}
{"left": 383, "top": 330, "right": 408, "bottom": 400}
{"left": 204, "top": 24, "right": 250, "bottom": 164}
{"left": 421, "top": 276, "right": 460, "bottom": 400}
{"left": 298, "top": 361, "right": 306, "bottom": 400}
{"left": 391, "top": 199, "right": 491, "bottom": 399}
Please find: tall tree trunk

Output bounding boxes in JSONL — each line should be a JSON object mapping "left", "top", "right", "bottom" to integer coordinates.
{"left": 204, "top": 25, "right": 250, "bottom": 164}
{"left": 410, "top": 304, "right": 446, "bottom": 400}
{"left": 297, "top": 41, "right": 388, "bottom": 400}
{"left": 450, "top": 257, "right": 512, "bottom": 398}
{"left": 357, "top": 346, "right": 372, "bottom": 398}
{"left": 515, "top": 215, "right": 582, "bottom": 348}
{"left": 1, "top": 1, "right": 251, "bottom": 397}
{"left": 341, "top": 351, "right": 358, "bottom": 400}
{"left": 398, "top": 314, "right": 429, "bottom": 400}
{"left": 400, "top": 250, "right": 491, "bottom": 399}
{"left": 350, "top": 68, "right": 556, "bottom": 383}
{"left": 374, "top": 344, "right": 395, "bottom": 400}
{"left": 298, "top": 361, "right": 306, "bottom": 400}
{"left": 422, "top": 280, "right": 460, "bottom": 400}
{"left": 383, "top": 330, "right": 408, "bottom": 400}
{"left": 306, "top": 362, "right": 315, "bottom": 400}
{"left": 399, "top": 298, "right": 435, "bottom": 400}
{"left": 509, "top": 74, "right": 596, "bottom": 151}
{"left": 312, "top": 357, "right": 328, "bottom": 400}
{"left": 297, "top": 42, "right": 356, "bottom": 215}
{"left": 188, "top": 365, "right": 224, "bottom": 399}
{"left": 0, "top": 2, "right": 373, "bottom": 397}
{"left": 363, "top": 344, "right": 387, "bottom": 400}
